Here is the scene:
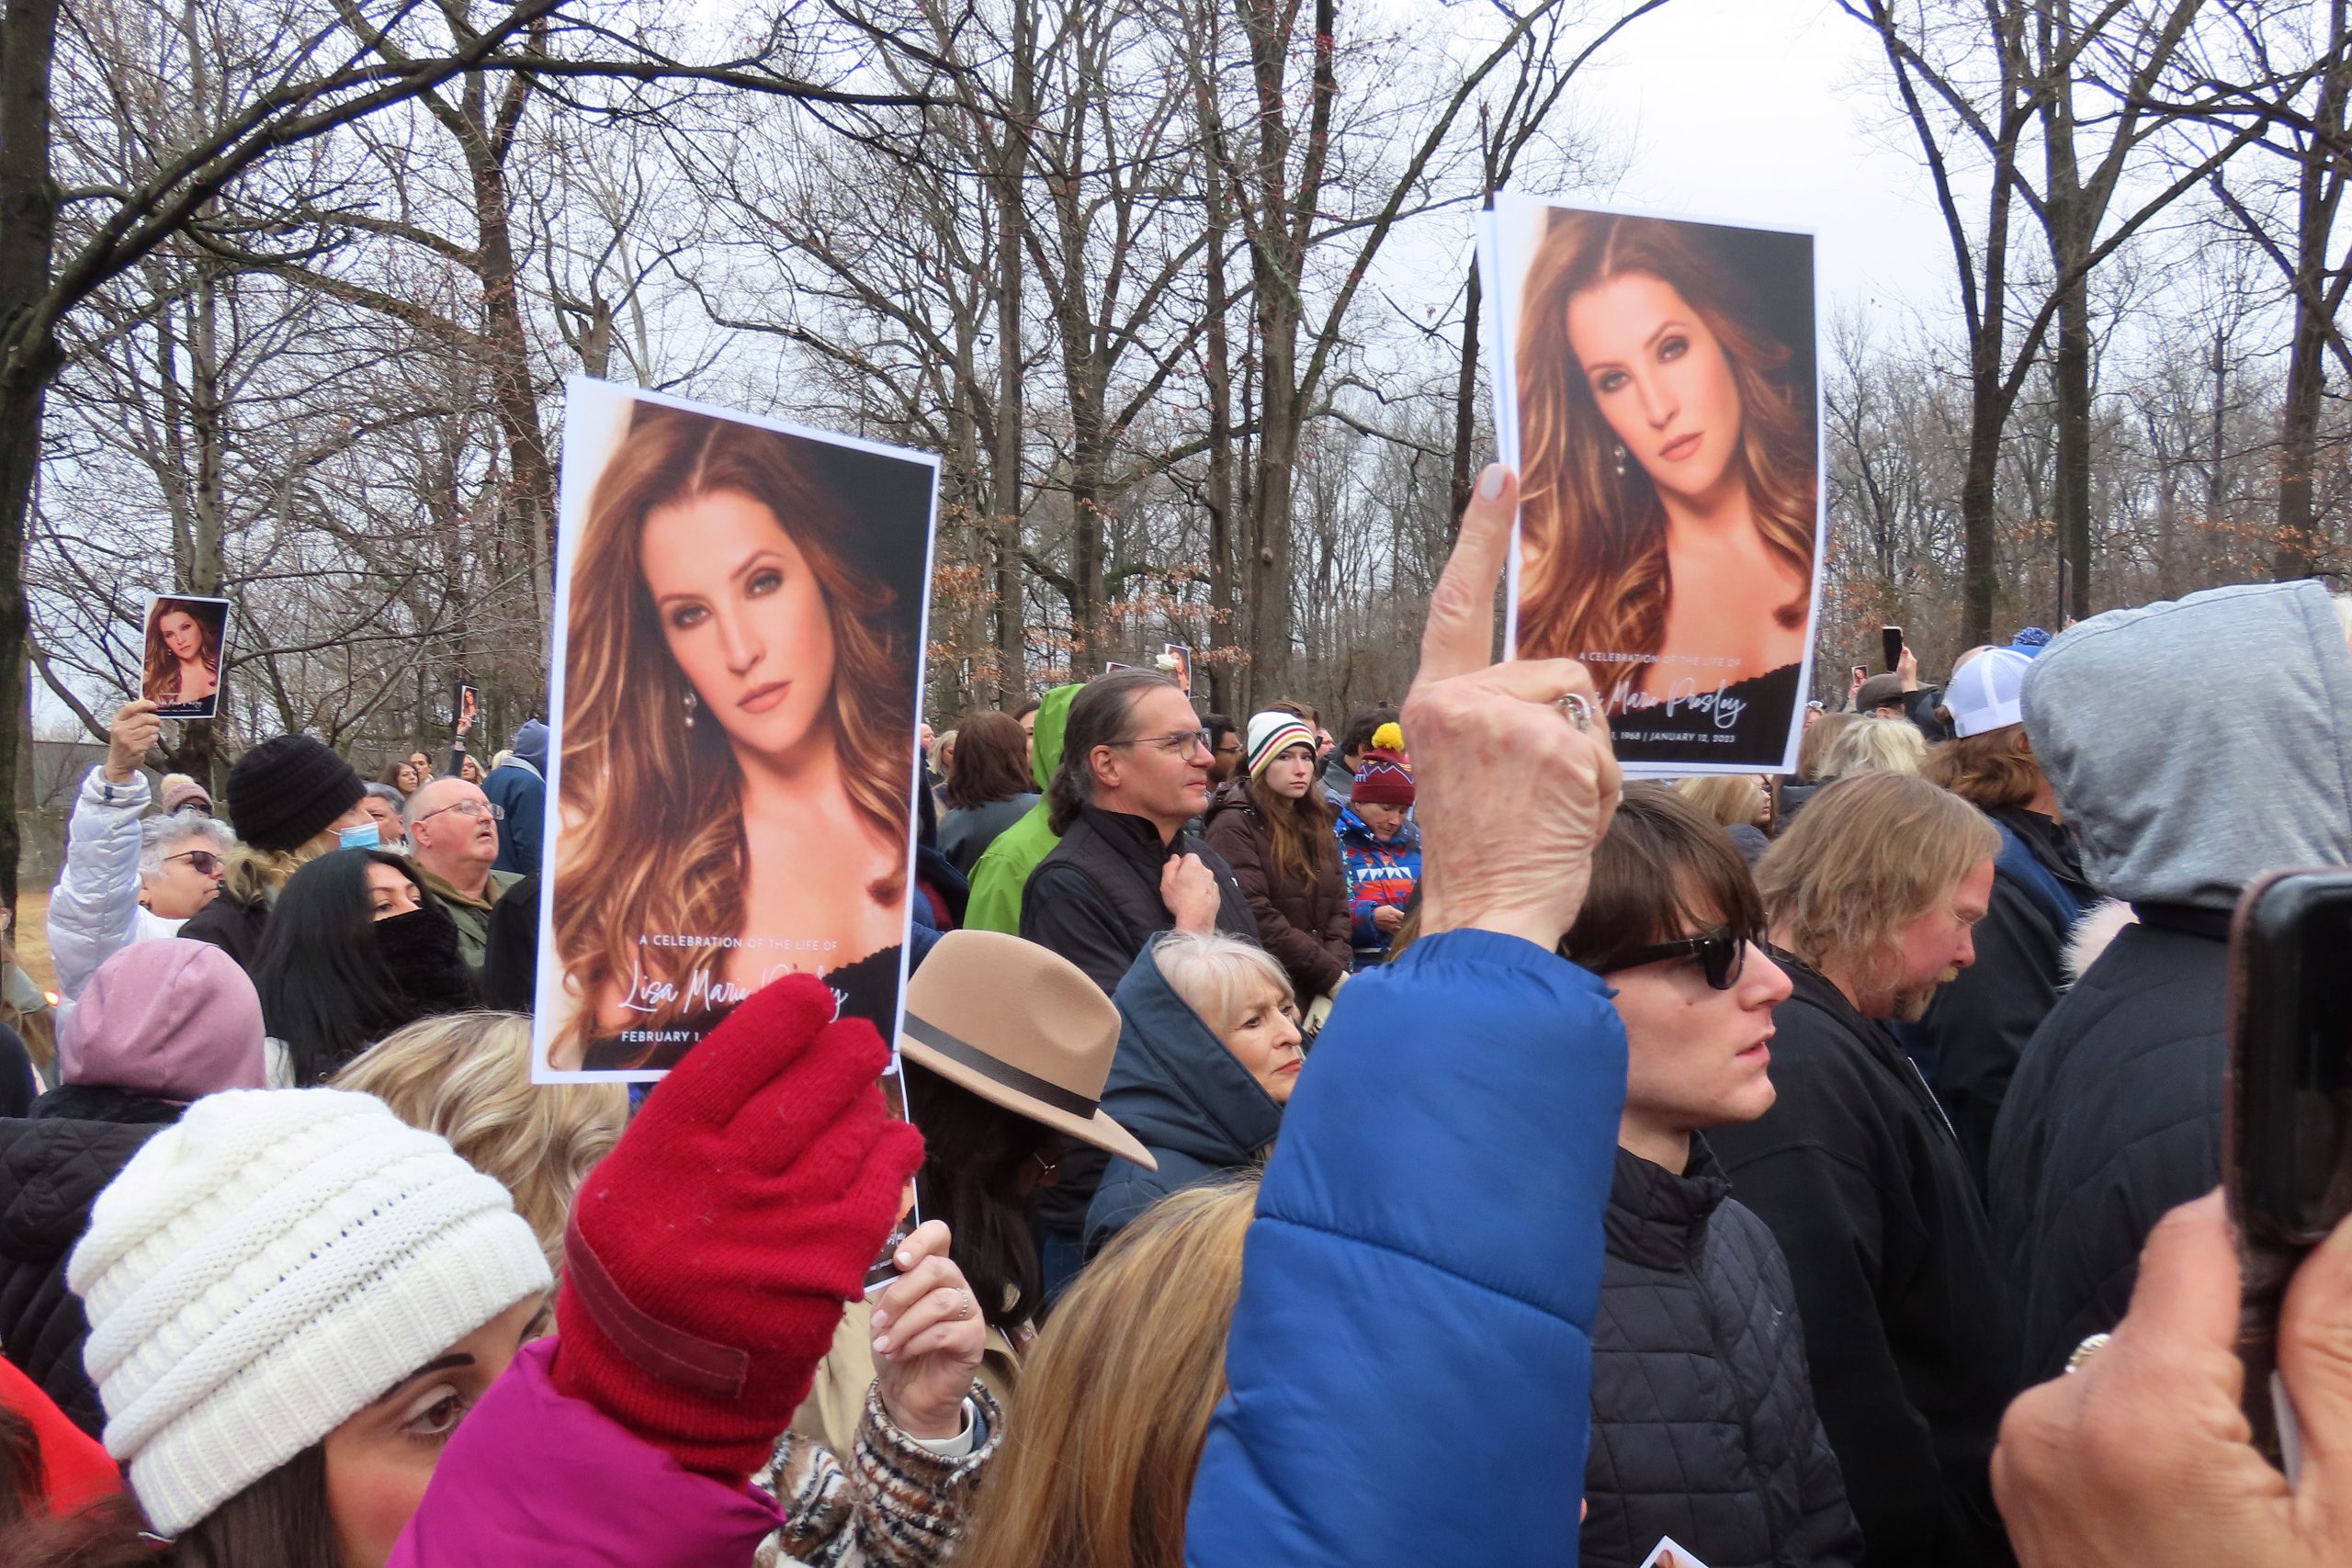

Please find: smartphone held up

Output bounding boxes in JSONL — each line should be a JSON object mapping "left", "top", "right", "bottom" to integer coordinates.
{"left": 2224, "top": 867, "right": 2352, "bottom": 1472}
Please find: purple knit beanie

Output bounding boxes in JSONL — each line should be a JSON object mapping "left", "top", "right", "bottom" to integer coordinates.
{"left": 60, "top": 940, "right": 266, "bottom": 1100}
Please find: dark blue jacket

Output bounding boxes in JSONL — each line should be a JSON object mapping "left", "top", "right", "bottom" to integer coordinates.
{"left": 483, "top": 761, "right": 545, "bottom": 876}
{"left": 1185, "top": 930, "right": 1626, "bottom": 1568}
{"left": 1083, "top": 947, "right": 1284, "bottom": 1255}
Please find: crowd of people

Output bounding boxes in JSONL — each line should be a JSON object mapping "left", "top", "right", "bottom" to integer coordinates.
{"left": 0, "top": 467, "right": 2349, "bottom": 1568}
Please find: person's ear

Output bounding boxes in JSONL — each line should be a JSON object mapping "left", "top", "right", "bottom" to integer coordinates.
{"left": 1090, "top": 744, "right": 1124, "bottom": 792}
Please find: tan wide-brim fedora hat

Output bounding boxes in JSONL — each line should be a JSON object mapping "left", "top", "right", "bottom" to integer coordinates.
{"left": 897, "top": 930, "right": 1157, "bottom": 1171}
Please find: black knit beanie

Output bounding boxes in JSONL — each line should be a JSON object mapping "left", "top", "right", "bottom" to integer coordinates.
{"left": 225, "top": 735, "right": 368, "bottom": 854}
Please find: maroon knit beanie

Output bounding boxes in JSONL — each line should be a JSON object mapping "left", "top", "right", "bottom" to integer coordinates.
{"left": 1351, "top": 750, "right": 1415, "bottom": 807}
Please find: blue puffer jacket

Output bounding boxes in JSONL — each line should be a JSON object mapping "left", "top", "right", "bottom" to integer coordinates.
{"left": 1186, "top": 930, "right": 1627, "bottom": 1568}
{"left": 1084, "top": 947, "right": 1283, "bottom": 1256}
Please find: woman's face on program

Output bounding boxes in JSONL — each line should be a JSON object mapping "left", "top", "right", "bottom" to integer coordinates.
{"left": 641, "top": 489, "right": 837, "bottom": 764}
{"left": 1566, "top": 272, "right": 1745, "bottom": 505}
{"left": 161, "top": 611, "right": 201, "bottom": 661}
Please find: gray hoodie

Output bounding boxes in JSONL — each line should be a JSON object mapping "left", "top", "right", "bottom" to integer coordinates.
{"left": 2021, "top": 580, "right": 2352, "bottom": 911}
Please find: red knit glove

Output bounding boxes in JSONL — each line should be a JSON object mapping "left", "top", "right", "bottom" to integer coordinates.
{"left": 551, "top": 974, "right": 924, "bottom": 1483}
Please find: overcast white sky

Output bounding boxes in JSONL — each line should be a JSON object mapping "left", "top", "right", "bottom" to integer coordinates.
{"left": 1566, "top": 0, "right": 1957, "bottom": 322}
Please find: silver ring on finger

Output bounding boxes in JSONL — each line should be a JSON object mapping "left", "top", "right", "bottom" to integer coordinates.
{"left": 1555, "top": 693, "right": 1595, "bottom": 732}
{"left": 955, "top": 1289, "right": 972, "bottom": 1321}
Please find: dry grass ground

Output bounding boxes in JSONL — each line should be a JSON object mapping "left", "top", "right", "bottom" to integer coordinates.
{"left": 15, "top": 888, "right": 54, "bottom": 992}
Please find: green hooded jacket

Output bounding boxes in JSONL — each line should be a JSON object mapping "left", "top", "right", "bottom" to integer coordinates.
{"left": 964, "top": 682, "right": 1079, "bottom": 934}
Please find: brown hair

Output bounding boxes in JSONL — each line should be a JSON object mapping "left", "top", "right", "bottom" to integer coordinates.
{"left": 1514, "top": 212, "right": 1815, "bottom": 682}
{"left": 1242, "top": 767, "right": 1339, "bottom": 893}
{"left": 1673, "top": 773, "right": 1768, "bottom": 829}
{"left": 1922, "top": 726, "right": 2044, "bottom": 812}
{"left": 1754, "top": 772, "right": 1999, "bottom": 989}
{"left": 552, "top": 403, "right": 913, "bottom": 1065}
{"left": 1796, "top": 709, "right": 1858, "bottom": 782}
{"left": 334, "top": 1012, "right": 626, "bottom": 1274}
{"left": 952, "top": 1177, "right": 1259, "bottom": 1568}
{"left": 142, "top": 599, "right": 221, "bottom": 704}
{"left": 4, "top": 1446, "right": 338, "bottom": 1568}
{"left": 944, "top": 711, "right": 1034, "bottom": 810}
{"left": 1563, "top": 784, "right": 1766, "bottom": 975}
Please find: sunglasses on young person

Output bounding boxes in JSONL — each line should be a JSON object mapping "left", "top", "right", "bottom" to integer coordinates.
{"left": 1593, "top": 929, "right": 1756, "bottom": 990}
{"left": 164, "top": 849, "right": 224, "bottom": 877}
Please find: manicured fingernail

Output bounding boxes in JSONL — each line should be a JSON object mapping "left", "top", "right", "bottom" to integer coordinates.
{"left": 896, "top": 1251, "right": 913, "bottom": 1268}
{"left": 873, "top": 1337, "right": 892, "bottom": 1354}
{"left": 1477, "top": 464, "right": 1505, "bottom": 501}
{"left": 870, "top": 1310, "right": 889, "bottom": 1330}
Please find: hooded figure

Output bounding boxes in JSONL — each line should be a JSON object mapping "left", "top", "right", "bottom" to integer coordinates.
{"left": 965, "top": 684, "right": 1080, "bottom": 934}
{"left": 1991, "top": 581, "right": 2352, "bottom": 1383}
{"left": 483, "top": 717, "right": 549, "bottom": 875}
{"left": 0, "top": 940, "right": 267, "bottom": 1435}
{"left": 1084, "top": 942, "right": 1287, "bottom": 1256}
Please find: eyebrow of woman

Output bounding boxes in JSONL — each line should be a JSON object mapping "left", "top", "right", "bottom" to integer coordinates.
{"left": 1584, "top": 318, "right": 1693, "bottom": 373}
{"left": 652, "top": 549, "right": 786, "bottom": 608}
{"left": 373, "top": 1352, "right": 474, "bottom": 1405}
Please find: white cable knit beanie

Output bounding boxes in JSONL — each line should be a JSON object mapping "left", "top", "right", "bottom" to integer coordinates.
{"left": 68, "top": 1088, "right": 553, "bottom": 1535}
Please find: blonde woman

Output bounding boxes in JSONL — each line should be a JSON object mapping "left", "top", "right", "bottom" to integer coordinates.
{"left": 1514, "top": 211, "right": 1816, "bottom": 754}
{"left": 1673, "top": 772, "right": 1774, "bottom": 863}
{"left": 551, "top": 401, "right": 922, "bottom": 1070}
{"left": 953, "top": 1179, "right": 1257, "bottom": 1568}
{"left": 1086, "top": 931, "right": 1300, "bottom": 1254}
{"left": 334, "top": 1010, "right": 628, "bottom": 1275}
{"left": 1817, "top": 715, "right": 1926, "bottom": 780}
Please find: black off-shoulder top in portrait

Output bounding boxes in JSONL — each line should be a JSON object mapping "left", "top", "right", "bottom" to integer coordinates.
{"left": 1602, "top": 660, "right": 1803, "bottom": 770}
{"left": 579, "top": 943, "right": 903, "bottom": 1072}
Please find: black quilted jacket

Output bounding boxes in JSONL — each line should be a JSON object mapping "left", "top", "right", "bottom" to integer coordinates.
{"left": 1580, "top": 1141, "right": 1861, "bottom": 1568}
{"left": 0, "top": 1089, "right": 177, "bottom": 1435}
{"left": 1989, "top": 904, "right": 2229, "bottom": 1384}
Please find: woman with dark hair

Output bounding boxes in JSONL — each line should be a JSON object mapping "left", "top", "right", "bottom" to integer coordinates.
{"left": 1557, "top": 784, "right": 1860, "bottom": 1568}
{"left": 1201, "top": 712, "right": 1349, "bottom": 1009}
{"left": 141, "top": 600, "right": 220, "bottom": 711}
{"left": 379, "top": 757, "right": 424, "bottom": 797}
{"left": 548, "top": 401, "right": 919, "bottom": 1072}
{"left": 253, "top": 849, "right": 479, "bottom": 1085}
{"left": 938, "top": 712, "right": 1040, "bottom": 874}
{"left": 790, "top": 930, "right": 1151, "bottom": 1455}
{"left": 1514, "top": 211, "right": 1817, "bottom": 757}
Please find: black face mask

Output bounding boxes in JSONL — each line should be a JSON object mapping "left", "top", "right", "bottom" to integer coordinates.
{"left": 370, "top": 907, "right": 479, "bottom": 1014}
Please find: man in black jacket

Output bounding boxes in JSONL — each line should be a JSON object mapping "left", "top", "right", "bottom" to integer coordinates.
{"left": 1021, "top": 670, "right": 1257, "bottom": 992}
{"left": 1708, "top": 772, "right": 2015, "bottom": 1568}
{"left": 1990, "top": 581, "right": 2352, "bottom": 1387}
{"left": 1020, "top": 669, "right": 1257, "bottom": 1295}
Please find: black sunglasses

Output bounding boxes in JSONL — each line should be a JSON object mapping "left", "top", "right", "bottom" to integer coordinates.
{"left": 1599, "top": 930, "right": 1753, "bottom": 990}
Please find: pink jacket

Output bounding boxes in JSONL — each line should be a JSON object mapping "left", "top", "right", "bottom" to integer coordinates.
{"left": 390, "top": 1340, "right": 781, "bottom": 1568}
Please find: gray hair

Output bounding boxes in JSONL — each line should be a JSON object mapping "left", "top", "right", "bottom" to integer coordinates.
{"left": 139, "top": 807, "right": 234, "bottom": 875}
{"left": 364, "top": 782, "right": 404, "bottom": 811}
{"left": 1149, "top": 929, "right": 1294, "bottom": 1036}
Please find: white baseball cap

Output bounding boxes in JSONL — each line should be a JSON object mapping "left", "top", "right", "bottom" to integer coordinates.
{"left": 1946, "top": 647, "right": 2035, "bottom": 739}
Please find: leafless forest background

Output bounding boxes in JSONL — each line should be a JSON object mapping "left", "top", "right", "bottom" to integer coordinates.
{"left": 11, "top": 0, "right": 2351, "bottom": 895}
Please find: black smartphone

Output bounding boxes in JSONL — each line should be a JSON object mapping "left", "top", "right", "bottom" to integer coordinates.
{"left": 1881, "top": 626, "right": 1904, "bottom": 673}
{"left": 2224, "top": 868, "right": 2352, "bottom": 1470}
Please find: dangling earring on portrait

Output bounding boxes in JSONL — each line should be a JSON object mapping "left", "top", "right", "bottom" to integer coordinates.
{"left": 1611, "top": 441, "right": 1628, "bottom": 479}
{"left": 683, "top": 690, "right": 697, "bottom": 731}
